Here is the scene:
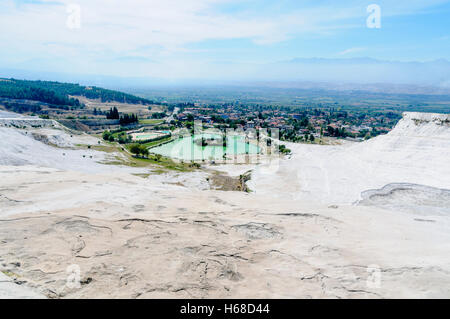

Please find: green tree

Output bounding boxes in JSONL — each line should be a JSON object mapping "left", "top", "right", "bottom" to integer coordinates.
{"left": 129, "top": 144, "right": 141, "bottom": 156}
{"left": 129, "top": 144, "right": 149, "bottom": 158}
{"left": 102, "top": 130, "right": 112, "bottom": 141}
{"left": 118, "top": 132, "right": 131, "bottom": 144}
{"left": 140, "top": 146, "right": 149, "bottom": 158}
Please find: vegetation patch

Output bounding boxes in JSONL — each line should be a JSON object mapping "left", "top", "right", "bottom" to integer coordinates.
{"left": 278, "top": 144, "right": 291, "bottom": 155}
{"left": 95, "top": 141, "right": 194, "bottom": 173}
{"left": 1, "top": 270, "right": 20, "bottom": 278}
{"left": 142, "top": 136, "right": 173, "bottom": 148}
{"left": 139, "top": 119, "right": 164, "bottom": 125}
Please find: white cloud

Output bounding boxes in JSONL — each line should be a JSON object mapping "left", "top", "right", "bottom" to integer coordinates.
{"left": 0, "top": 1, "right": 370, "bottom": 54}
{"left": 0, "top": 0, "right": 449, "bottom": 78}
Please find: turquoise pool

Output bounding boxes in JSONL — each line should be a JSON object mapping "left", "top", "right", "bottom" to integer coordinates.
{"left": 150, "top": 133, "right": 260, "bottom": 161}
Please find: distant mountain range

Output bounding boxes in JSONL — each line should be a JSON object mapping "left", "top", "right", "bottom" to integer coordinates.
{"left": 261, "top": 57, "right": 450, "bottom": 90}
{"left": 285, "top": 57, "right": 450, "bottom": 65}
{"left": 1, "top": 56, "right": 450, "bottom": 95}
{"left": 234, "top": 80, "right": 450, "bottom": 95}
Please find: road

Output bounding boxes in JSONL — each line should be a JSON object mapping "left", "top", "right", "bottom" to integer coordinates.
{"left": 165, "top": 107, "right": 180, "bottom": 123}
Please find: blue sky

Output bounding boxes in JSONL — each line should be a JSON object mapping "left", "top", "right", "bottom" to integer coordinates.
{"left": 1, "top": 0, "right": 449, "bottom": 83}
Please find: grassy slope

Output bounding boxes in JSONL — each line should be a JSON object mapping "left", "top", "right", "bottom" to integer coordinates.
{"left": 80, "top": 138, "right": 195, "bottom": 173}
{"left": 138, "top": 119, "right": 164, "bottom": 125}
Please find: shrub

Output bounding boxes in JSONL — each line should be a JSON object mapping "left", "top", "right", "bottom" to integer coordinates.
{"left": 279, "top": 144, "right": 291, "bottom": 154}
{"left": 129, "top": 143, "right": 141, "bottom": 155}
{"left": 118, "top": 132, "right": 131, "bottom": 144}
{"left": 102, "top": 130, "right": 112, "bottom": 141}
{"left": 129, "top": 144, "right": 149, "bottom": 158}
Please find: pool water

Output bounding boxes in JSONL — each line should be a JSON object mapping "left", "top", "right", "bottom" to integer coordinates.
{"left": 150, "top": 134, "right": 260, "bottom": 161}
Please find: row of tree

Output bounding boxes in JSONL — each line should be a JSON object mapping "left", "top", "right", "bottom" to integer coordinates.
{"left": 105, "top": 107, "right": 139, "bottom": 126}
{"left": 327, "top": 126, "right": 347, "bottom": 137}
{"left": 151, "top": 112, "right": 167, "bottom": 119}
{"left": 119, "top": 113, "right": 139, "bottom": 126}
{"left": 106, "top": 107, "right": 120, "bottom": 119}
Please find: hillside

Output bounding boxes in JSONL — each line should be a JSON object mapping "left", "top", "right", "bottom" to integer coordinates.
{"left": 0, "top": 78, "right": 153, "bottom": 109}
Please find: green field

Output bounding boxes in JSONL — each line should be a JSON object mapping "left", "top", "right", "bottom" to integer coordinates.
{"left": 139, "top": 119, "right": 164, "bottom": 125}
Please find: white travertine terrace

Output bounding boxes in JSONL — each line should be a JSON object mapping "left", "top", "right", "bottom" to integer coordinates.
{"left": 0, "top": 111, "right": 449, "bottom": 298}
{"left": 249, "top": 112, "right": 450, "bottom": 204}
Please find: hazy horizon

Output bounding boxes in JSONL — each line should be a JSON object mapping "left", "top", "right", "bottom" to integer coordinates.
{"left": 2, "top": 57, "right": 450, "bottom": 93}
